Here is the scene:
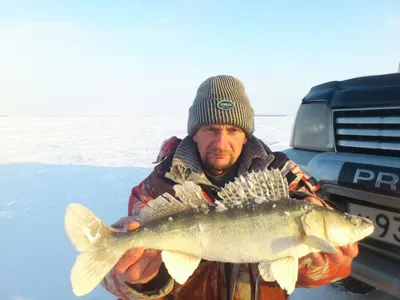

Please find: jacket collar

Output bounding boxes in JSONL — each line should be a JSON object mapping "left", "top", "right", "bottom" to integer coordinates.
{"left": 164, "top": 135, "right": 274, "bottom": 186}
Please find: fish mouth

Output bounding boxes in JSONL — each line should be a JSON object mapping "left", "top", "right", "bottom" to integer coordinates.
{"left": 360, "top": 218, "right": 375, "bottom": 237}
{"left": 366, "top": 223, "right": 375, "bottom": 235}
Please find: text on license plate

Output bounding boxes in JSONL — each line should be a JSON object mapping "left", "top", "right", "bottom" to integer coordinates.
{"left": 348, "top": 203, "right": 400, "bottom": 246}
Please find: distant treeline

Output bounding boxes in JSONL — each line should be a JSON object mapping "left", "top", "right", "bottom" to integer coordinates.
{"left": 255, "top": 114, "right": 286, "bottom": 117}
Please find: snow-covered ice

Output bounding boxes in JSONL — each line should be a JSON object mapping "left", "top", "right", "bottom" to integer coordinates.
{"left": 0, "top": 116, "right": 384, "bottom": 299}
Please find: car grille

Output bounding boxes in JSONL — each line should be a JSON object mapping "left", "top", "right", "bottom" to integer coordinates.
{"left": 333, "top": 107, "right": 400, "bottom": 156}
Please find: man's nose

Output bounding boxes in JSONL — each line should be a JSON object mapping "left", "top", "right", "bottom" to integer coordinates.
{"left": 213, "top": 131, "right": 228, "bottom": 148}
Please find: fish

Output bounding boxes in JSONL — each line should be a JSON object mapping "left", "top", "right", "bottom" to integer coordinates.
{"left": 64, "top": 168, "right": 375, "bottom": 296}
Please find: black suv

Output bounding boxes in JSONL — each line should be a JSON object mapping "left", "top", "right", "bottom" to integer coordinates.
{"left": 283, "top": 71, "right": 400, "bottom": 299}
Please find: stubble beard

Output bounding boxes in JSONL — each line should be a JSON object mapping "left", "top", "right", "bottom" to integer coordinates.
{"left": 203, "top": 152, "right": 235, "bottom": 175}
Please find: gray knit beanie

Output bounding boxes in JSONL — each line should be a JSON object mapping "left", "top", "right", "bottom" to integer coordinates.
{"left": 187, "top": 75, "right": 254, "bottom": 137}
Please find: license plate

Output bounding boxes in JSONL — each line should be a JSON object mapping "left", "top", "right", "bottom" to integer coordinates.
{"left": 348, "top": 203, "right": 400, "bottom": 247}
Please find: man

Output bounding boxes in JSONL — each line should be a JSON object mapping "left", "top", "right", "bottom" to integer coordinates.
{"left": 101, "top": 75, "right": 358, "bottom": 300}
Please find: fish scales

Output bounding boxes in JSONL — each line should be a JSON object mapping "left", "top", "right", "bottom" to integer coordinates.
{"left": 115, "top": 199, "right": 309, "bottom": 263}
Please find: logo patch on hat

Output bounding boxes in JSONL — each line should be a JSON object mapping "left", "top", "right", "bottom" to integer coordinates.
{"left": 217, "top": 100, "right": 235, "bottom": 111}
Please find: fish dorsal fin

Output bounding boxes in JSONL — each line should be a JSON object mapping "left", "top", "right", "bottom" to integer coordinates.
{"left": 217, "top": 169, "right": 289, "bottom": 205}
{"left": 136, "top": 181, "right": 211, "bottom": 224}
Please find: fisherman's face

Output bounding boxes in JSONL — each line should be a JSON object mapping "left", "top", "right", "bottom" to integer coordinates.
{"left": 193, "top": 124, "right": 248, "bottom": 176}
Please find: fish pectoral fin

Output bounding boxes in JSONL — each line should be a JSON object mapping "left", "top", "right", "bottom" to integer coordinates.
{"left": 302, "top": 235, "right": 337, "bottom": 253}
{"left": 161, "top": 250, "right": 201, "bottom": 285}
{"left": 301, "top": 209, "right": 337, "bottom": 253}
{"left": 258, "top": 261, "right": 275, "bottom": 282}
{"left": 268, "top": 256, "right": 298, "bottom": 295}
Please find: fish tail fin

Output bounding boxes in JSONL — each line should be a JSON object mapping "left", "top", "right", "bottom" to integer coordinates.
{"left": 71, "top": 247, "right": 127, "bottom": 296}
{"left": 65, "top": 202, "right": 114, "bottom": 252}
{"left": 65, "top": 203, "right": 127, "bottom": 296}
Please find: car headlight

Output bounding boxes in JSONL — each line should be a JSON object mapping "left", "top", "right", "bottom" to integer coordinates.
{"left": 290, "top": 102, "right": 334, "bottom": 151}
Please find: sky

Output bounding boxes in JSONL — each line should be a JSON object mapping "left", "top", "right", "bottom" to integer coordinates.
{"left": 1, "top": 0, "right": 399, "bottom": 117}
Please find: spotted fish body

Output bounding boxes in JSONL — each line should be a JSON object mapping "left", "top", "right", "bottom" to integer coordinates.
{"left": 65, "top": 169, "right": 374, "bottom": 297}
{"left": 119, "top": 199, "right": 319, "bottom": 262}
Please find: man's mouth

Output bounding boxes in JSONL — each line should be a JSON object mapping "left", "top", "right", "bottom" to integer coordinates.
{"left": 211, "top": 153, "right": 228, "bottom": 159}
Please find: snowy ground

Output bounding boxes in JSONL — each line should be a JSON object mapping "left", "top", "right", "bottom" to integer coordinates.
{"left": 0, "top": 116, "right": 382, "bottom": 299}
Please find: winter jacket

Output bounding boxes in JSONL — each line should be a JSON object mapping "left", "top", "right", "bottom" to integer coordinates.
{"left": 101, "top": 135, "right": 353, "bottom": 300}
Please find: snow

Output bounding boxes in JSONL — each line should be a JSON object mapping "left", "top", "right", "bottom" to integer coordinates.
{"left": 0, "top": 115, "right": 380, "bottom": 299}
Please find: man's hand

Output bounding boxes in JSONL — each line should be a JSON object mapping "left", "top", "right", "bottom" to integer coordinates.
{"left": 111, "top": 217, "right": 162, "bottom": 284}
{"left": 307, "top": 243, "right": 359, "bottom": 266}
{"left": 303, "top": 196, "right": 359, "bottom": 266}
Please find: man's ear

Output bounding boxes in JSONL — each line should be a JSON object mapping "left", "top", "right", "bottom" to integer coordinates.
{"left": 243, "top": 136, "right": 248, "bottom": 144}
{"left": 192, "top": 132, "right": 198, "bottom": 143}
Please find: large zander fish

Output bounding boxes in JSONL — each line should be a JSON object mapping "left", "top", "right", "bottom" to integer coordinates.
{"left": 64, "top": 169, "right": 374, "bottom": 296}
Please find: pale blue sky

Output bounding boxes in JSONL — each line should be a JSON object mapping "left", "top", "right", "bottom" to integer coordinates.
{"left": 1, "top": 0, "right": 399, "bottom": 117}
